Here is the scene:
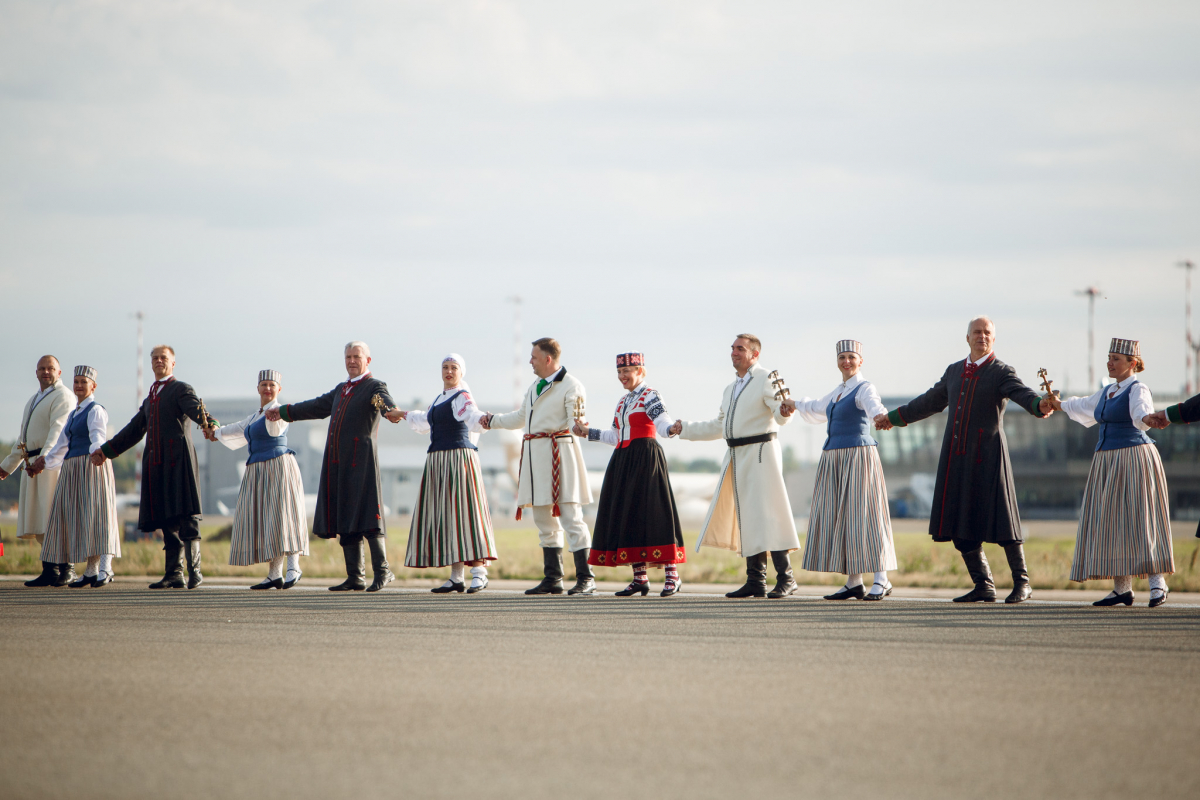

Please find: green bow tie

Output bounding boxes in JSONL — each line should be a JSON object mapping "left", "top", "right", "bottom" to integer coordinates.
{"left": 536, "top": 378, "right": 549, "bottom": 396}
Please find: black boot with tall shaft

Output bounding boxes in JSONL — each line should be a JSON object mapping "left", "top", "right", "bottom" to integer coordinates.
{"left": 726, "top": 552, "right": 769, "bottom": 598}
{"left": 24, "top": 561, "right": 58, "bottom": 587}
{"left": 526, "top": 547, "right": 564, "bottom": 595}
{"left": 953, "top": 547, "right": 996, "bottom": 603}
{"left": 366, "top": 536, "right": 395, "bottom": 592}
{"left": 329, "top": 541, "right": 367, "bottom": 591}
{"left": 567, "top": 549, "right": 595, "bottom": 595}
{"left": 149, "top": 547, "right": 186, "bottom": 589}
{"left": 185, "top": 540, "right": 203, "bottom": 589}
{"left": 767, "top": 550, "right": 797, "bottom": 598}
{"left": 1003, "top": 542, "right": 1032, "bottom": 603}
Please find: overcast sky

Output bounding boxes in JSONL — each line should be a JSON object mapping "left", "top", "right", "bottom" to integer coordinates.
{"left": 2, "top": 0, "right": 1198, "bottom": 462}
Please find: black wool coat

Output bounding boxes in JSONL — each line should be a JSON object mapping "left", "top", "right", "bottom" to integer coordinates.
{"left": 891, "top": 356, "right": 1046, "bottom": 545}
{"left": 103, "top": 377, "right": 214, "bottom": 531}
{"left": 281, "top": 376, "right": 395, "bottom": 538}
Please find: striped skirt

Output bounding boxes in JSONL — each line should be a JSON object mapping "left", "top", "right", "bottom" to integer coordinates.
{"left": 802, "top": 445, "right": 896, "bottom": 574}
{"left": 1070, "top": 444, "right": 1174, "bottom": 581}
{"left": 41, "top": 454, "right": 120, "bottom": 563}
{"left": 405, "top": 448, "right": 497, "bottom": 568}
{"left": 228, "top": 453, "right": 309, "bottom": 566}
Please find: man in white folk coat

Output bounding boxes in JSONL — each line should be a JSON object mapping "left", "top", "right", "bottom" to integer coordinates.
{"left": 669, "top": 334, "right": 801, "bottom": 598}
{"left": 482, "top": 337, "right": 595, "bottom": 595}
{"left": 1, "top": 355, "right": 77, "bottom": 586}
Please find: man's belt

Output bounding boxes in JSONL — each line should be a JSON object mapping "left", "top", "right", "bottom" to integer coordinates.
{"left": 24, "top": 448, "right": 41, "bottom": 457}
{"left": 515, "top": 429, "right": 571, "bottom": 521}
{"left": 725, "top": 432, "right": 776, "bottom": 448}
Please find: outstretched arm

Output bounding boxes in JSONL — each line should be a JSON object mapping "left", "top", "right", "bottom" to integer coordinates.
{"left": 278, "top": 387, "right": 338, "bottom": 422}
{"left": 998, "top": 367, "right": 1049, "bottom": 418}
{"left": 889, "top": 367, "right": 952, "bottom": 428}
{"left": 100, "top": 403, "right": 148, "bottom": 460}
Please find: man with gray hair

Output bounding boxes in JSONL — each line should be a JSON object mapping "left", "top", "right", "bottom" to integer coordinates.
{"left": 267, "top": 341, "right": 403, "bottom": 591}
{"left": 875, "top": 316, "right": 1055, "bottom": 603}
{"left": 2, "top": 355, "right": 76, "bottom": 586}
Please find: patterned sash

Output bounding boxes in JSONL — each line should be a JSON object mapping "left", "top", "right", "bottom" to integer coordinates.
{"left": 515, "top": 429, "right": 570, "bottom": 520}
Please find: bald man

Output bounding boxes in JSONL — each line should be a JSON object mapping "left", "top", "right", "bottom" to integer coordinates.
{"left": 2, "top": 355, "right": 77, "bottom": 586}
{"left": 875, "top": 317, "right": 1054, "bottom": 604}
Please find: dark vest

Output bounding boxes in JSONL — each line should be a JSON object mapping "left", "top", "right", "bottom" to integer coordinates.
{"left": 246, "top": 413, "right": 294, "bottom": 465}
{"left": 1094, "top": 383, "right": 1154, "bottom": 451}
{"left": 824, "top": 383, "right": 876, "bottom": 451}
{"left": 428, "top": 390, "right": 476, "bottom": 453}
{"left": 65, "top": 401, "right": 102, "bottom": 459}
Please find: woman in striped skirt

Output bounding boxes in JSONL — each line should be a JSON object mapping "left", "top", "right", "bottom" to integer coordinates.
{"left": 1049, "top": 338, "right": 1174, "bottom": 607}
{"left": 401, "top": 354, "right": 497, "bottom": 593}
{"left": 28, "top": 365, "right": 120, "bottom": 587}
{"left": 794, "top": 340, "right": 897, "bottom": 600}
{"left": 210, "top": 370, "right": 309, "bottom": 589}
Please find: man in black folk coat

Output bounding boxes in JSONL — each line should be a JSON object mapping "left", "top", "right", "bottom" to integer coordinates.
{"left": 875, "top": 317, "right": 1054, "bottom": 603}
{"left": 268, "top": 341, "right": 403, "bottom": 592}
{"left": 1147, "top": 398, "right": 1198, "bottom": 537}
{"left": 95, "top": 345, "right": 217, "bottom": 589}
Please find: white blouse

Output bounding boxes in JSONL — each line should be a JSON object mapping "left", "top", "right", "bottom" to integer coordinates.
{"left": 1059, "top": 377, "right": 1154, "bottom": 431}
{"left": 407, "top": 386, "right": 486, "bottom": 444}
{"left": 214, "top": 399, "right": 288, "bottom": 449}
{"left": 42, "top": 397, "right": 108, "bottom": 470}
{"left": 588, "top": 383, "right": 676, "bottom": 447}
{"left": 795, "top": 373, "right": 887, "bottom": 425}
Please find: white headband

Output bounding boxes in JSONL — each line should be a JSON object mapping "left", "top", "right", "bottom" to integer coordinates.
{"left": 442, "top": 353, "right": 466, "bottom": 373}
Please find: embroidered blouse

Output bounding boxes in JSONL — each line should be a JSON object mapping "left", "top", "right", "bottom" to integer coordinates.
{"left": 585, "top": 383, "right": 676, "bottom": 447}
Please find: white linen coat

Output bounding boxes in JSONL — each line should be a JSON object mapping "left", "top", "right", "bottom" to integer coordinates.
{"left": 490, "top": 368, "right": 593, "bottom": 511}
{"left": 679, "top": 364, "right": 799, "bottom": 556}
{"left": 1, "top": 380, "right": 76, "bottom": 538}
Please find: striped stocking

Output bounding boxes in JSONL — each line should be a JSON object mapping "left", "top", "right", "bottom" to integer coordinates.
{"left": 632, "top": 562, "right": 648, "bottom": 584}
{"left": 664, "top": 563, "right": 679, "bottom": 591}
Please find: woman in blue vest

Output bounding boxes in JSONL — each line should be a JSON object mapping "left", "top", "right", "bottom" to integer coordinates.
{"left": 401, "top": 354, "right": 497, "bottom": 593}
{"left": 30, "top": 365, "right": 121, "bottom": 587}
{"left": 795, "top": 340, "right": 897, "bottom": 600}
{"left": 211, "top": 370, "right": 309, "bottom": 589}
{"left": 1050, "top": 338, "right": 1174, "bottom": 607}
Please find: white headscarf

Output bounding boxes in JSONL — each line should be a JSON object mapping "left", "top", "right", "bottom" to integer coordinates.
{"left": 438, "top": 353, "right": 471, "bottom": 400}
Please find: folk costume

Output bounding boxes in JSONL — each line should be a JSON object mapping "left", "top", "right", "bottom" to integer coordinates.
{"left": 404, "top": 355, "right": 497, "bottom": 594}
{"left": 1059, "top": 340, "right": 1173, "bottom": 607}
{"left": 678, "top": 362, "right": 800, "bottom": 598}
{"left": 5, "top": 374, "right": 75, "bottom": 587}
{"left": 213, "top": 372, "right": 309, "bottom": 590}
{"left": 39, "top": 367, "right": 120, "bottom": 588}
{"left": 489, "top": 365, "right": 594, "bottom": 595}
{"left": 886, "top": 350, "right": 1046, "bottom": 603}
{"left": 582, "top": 353, "right": 686, "bottom": 597}
{"left": 1162, "top": 393, "right": 1200, "bottom": 540}
{"left": 279, "top": 371, "right": 397, "bottom": 592}
{"left": 102, "top": 372, "right": 216, "bottom": 590}
{"left": 795, "top": 341, "right": 897, "bottom": 600}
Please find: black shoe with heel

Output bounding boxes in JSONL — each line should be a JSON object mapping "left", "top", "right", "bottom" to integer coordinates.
{"left": 1094, "top": 591, "right": 1134, "bottom": 607}
{"left": 432, "top": 581, "right": 466, "bottom": 594}
{"left": 824, "top": 584, "right": 866, "bottom": 600}
{"left": 615, "top": 581, "right": 650, "bottom": 597}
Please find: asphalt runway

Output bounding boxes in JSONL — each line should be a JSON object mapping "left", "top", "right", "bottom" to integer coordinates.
{"left": 2, "top": 584, "right": 1198, "bottom": 800}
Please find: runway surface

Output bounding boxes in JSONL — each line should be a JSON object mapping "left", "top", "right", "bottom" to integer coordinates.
{"left": 2, "top": 583, "right": 1198, "bottom": 800}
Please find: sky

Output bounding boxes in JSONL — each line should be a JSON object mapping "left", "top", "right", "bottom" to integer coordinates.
{"left": 2, "top": 0, "right": 1199, "bottom": 462}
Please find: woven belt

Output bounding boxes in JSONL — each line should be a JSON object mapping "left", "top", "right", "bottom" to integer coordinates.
{"left": 515, "top": 429, "right": 571, "bottom": 520}
{"left": 725, "top": 432, "right": 776, "bottom": 448}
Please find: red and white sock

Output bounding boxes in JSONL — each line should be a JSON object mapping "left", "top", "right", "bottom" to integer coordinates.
{"left": 664, "top": 564, "right": 680, "bottom": 590}
{"left": 632, "top": 563, "right": 648, "bottom": 584}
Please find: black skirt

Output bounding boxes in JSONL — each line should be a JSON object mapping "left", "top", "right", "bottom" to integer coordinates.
{"left": 588, "top": 437, "right": 685, "bottom": 567}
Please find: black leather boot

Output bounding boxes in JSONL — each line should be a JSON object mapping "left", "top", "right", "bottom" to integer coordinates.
{"left": 726, "top": 552, "right": 769, "bottom": 598}
{"left": 525, "top": 547, "right": 564, "bottom": 595}
{"left": 767, "top": 550, "right": 797, "bottom": 598}
{"left": 185, "top": 540, "right": 203, "bottom": 589}
{"left": 1003, "top": 542, "right": 1032, "bottom": 604}
{"left": 567, "top": 549, "right": 595, "bottom": 595}
{"left": 24, "top": 561, "right": 59, "bottom": 587}
{"left": 952, "top": 547, "right": 996, "bottom": 603}
{"left": 149, "top": 547, "right": 186, "bottom": 589}
{"left": 366, "top": 535, "right": 395, "bottom": 592}
{"left": 52, "top": 562, "right": 76, "bottom": 587}
{"left": 329, "top": 541, "right": 367, "bottom": 591}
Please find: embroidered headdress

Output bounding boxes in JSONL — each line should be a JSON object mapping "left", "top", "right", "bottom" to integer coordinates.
{"left": 74, "top": 365, "right": 98, "bottom": 381}
{"left": 616, "top": 352, "right": 645, "bottom": 368}
{"left": 1108, "top": 338, "right": 1140, "bottom": 358}
{"left": 258, "top": 369, "right": 282, "bottom": 384}
{"left": 442, "top": 353, "right": 466, "bottom": 373}
{"left": 836, "top": 340, "right": 862, "bottom": 356}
